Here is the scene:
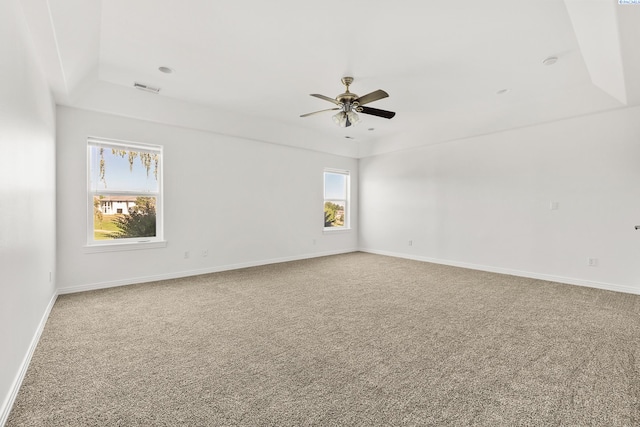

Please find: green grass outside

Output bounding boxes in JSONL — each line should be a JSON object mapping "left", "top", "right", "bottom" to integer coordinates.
{"left": 94, "top": 214, "right": 122, "bottom": 240}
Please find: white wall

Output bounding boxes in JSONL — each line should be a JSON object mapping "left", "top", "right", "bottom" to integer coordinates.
{"left": 360, "top": 106, "right": 640, "bottom": 293}
{"left": 0, "top": 0, "right": 57, "bottom": 423}
{"left": 56, "top": 107, "right": 358, "bottom": 293}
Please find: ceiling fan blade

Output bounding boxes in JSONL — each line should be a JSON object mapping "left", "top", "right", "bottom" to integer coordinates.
{"left": 356, "top": 89, "right": 389, "bottom": 106}
{"left": 359, "top": 106, "right": 396, "bottom": 119}
{"left": 310, "top": 94, "right": 341, "bottom": 105}
{"left": 300, "top": 108, "right": 340, "bottom": 118}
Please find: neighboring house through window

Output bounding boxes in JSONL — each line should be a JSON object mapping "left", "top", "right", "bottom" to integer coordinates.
{"left": 87, "top": 137, "right": 163, "bottom": 247}
{"left": 324, "top": 169, "right": 349, "bottom": 229}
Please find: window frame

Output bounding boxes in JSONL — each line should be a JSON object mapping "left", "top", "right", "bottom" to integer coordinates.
{"left": 85, "top": 136, "right": 166, "bottom": 252}
{"left": 323, "top": 168, "right": 351, "bottom": 231}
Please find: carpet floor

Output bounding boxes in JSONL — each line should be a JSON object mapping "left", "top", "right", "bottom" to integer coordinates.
{"left": 7, "top": 252, "right": 640, "bottom": 426}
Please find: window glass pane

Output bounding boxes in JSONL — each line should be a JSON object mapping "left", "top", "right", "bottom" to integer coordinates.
{"left": 323, "top": 170, "right": 349, "bottom": 229}
{"left": 88, "top": 138, "right": 162, "bottom": 246}
{"left": 324, "top": 200, "right": 346, "bottom": 228}
{"left": 89, "top": 145, "right": 160, "bottom": 193}
{"left": 93, "top": 195, "right": 157, "bottom": 240}
{"left": 324, "top": 172, "right": 346, "bottom": 199}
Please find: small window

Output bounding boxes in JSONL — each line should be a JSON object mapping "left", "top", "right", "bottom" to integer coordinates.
{"left": 87, "top": 137, "right": 163, "bottom": 246}
{"left": 324, "top": 169, "right": 349, "bottom": 230}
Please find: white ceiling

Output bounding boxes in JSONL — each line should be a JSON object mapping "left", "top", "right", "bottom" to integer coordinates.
{"left": 20, "top": 0, "right": 640, "bottom": 158}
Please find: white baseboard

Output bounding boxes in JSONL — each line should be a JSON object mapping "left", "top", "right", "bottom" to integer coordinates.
{"left": 0, "top": 291, "right": 58, "bottom": 427}
{"left": 57, "top": 248, "right": 359, "bottom": 295}
{"left": 359, "top": 248, "right": 640, "bottom": 295}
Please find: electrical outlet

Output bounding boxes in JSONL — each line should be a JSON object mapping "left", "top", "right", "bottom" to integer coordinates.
{"left": 202, "top": 250, "right": 208, "bottom": 257}
{"left": 408, "top": 240, "right": 413, "bottom": 246}
{"left": 550, "top": 201, "right": 559, "bottom": 210}
{"left": 588, "top": 258, "right": 598, "bottom": 267}
{"left": 184, "top": 251, "right": 190, "bottom": 259}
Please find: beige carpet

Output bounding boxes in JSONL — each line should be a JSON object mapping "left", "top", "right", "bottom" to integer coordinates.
{"left": 7, "top": 252, "right": 640, "bottom": 426}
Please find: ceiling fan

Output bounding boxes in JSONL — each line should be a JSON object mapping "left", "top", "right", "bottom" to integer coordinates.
{"left": 300, "top": 77, "right": 396, "bottom": 127}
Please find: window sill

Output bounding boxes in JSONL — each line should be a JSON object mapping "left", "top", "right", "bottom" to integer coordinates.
{"left": 83, "top": 240, "right": 167, "bottom": 253}
{"left": 323, "top": 227, "right": 352, "bottom": 234}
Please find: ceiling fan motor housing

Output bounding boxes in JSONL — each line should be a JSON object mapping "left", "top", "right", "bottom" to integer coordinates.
{"left": 337, "top": 76, "right": 358, "bottom": 105}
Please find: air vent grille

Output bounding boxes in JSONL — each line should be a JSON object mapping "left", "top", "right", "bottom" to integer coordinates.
{"left": 134, "top": 82, "right": 160, "bottom": 94}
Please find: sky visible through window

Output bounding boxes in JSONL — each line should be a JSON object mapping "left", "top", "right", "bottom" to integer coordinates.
{"left": 90, "top": 146, "right": 159, "bottom": 193}
{"left": 325, "top": 172, "right": 346, "bottom": 199}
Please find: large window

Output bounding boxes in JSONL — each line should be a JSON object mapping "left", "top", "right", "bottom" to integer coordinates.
{"left": 87, "top": 137, "right": 163, "bottom": 247}
{"left": 324, "top": 169, "right": 350, "bottom": 230}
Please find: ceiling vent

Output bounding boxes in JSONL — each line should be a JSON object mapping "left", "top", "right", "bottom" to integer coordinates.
{"left": 133, "top": 82, "right": 160, "bottom": 94}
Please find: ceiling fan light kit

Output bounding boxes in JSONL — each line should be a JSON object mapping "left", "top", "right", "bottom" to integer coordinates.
{"left": 333, "top": 110, "right": 360, "bottom": 128}
{"left": 301, "top": 77, "right": 396, "bottom": 127}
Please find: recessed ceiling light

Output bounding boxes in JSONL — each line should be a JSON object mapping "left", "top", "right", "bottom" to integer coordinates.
{"left": 496, "top": 89, "right": 510, "bottom": 95}
{"left": 158, "top": 66, "right": 174, "bottom": 74}
{"left": 542, "top": 56, "right": 558, "bottom": 66}
{"left": 344, "top": 136, "right": 355, "bottom": 139}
